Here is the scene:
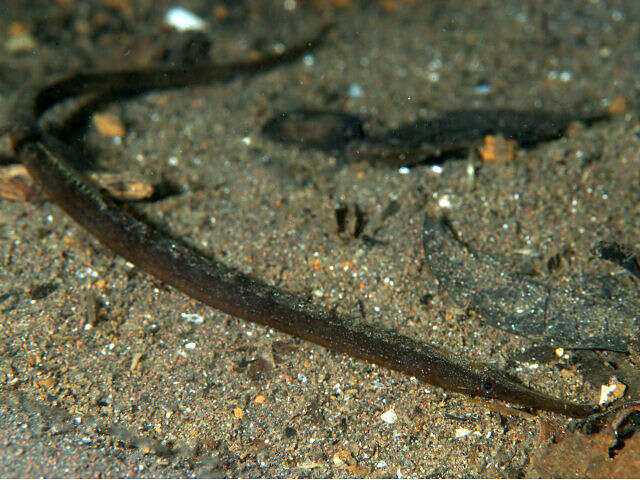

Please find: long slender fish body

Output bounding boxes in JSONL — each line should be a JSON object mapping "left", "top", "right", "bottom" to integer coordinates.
{"left": 8, "top": 28, "right": 597, "bottom": 418}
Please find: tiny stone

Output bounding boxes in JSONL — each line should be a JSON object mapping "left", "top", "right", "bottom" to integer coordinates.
{"left": 380, "top": 408, "right": 397, "bottom": 424}
{"left": 165, "top": 7, "right": 207, "bottom": 32}
{"left": 93, "top": 112, "right": 126, "bottom": 139}
{"left": 599, "top": 376, "right": 626, "bottom": 405}
{"left": 478, "top": 134, "right": 517, "bottom": 163}
{"left": 5, "top": 32, "right": 37, "bottom": 53}
{"left": 348, "top": 83, "right": 364, "bottom": 98}
{"left": 181, "top": 312, "right": 204, "bottom": 324}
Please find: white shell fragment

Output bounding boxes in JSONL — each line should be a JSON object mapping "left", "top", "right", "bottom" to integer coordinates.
{"left": 165, "top": 7, "right": 207, "bottom": 32}
{"left": 599, "top": 376, "right": 627, "bottom": 405}
{"left": 380, "top": 408, "right": 398, "bottom": 424}
{"left": 181, "top": 312, "right": 204, "bottom": 324}
{"left": 454, "top": 427, "right": 472, "bottom": 438}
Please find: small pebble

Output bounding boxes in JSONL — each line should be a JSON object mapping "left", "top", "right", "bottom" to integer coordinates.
{"left": 473, "top": 83, "right": 491, "bottom": 95}
{"left": 297, "top": 460, "right": 323, "bottom": 469}
{"left": 607, "top": 96, "right": 627, "bottom": 114}
{"left": 380, "top": 408, "right": 398, "bottom": 424}
{"left": 455, "top": 427, "right": 472, "bottom": 438}
{"left": 212, "top": 5, "right": 229, "bottom": 20}
{"left": 478, "top": 134, "right": 517, "bottom": 163}
{"left": 437, "top": 195, "right": 452, "bottom": 209}
{"left": 348, "top": 83, "right": 364, "bottom": 98}
{"left": 4, "top": 32, "right": 37, "bottom": 53}
{"left": 89, "top": 172, "right": 154, "bottom": 201}
{"left": 0, "top": 164, "right": 42, "bottom": 202}
{"left": 559, "top": 71, "right": 572, "bottom": 82}
{"left": 181, "top": 312, "right": 204, "bottom": 324}
{"left": 599, "top": 377, "right": 626, "bottom": 405}
{"left": 165, "top": 7, "right": 207, "bottom": 32}
{"left": 93, "top": 112, "right": 126, "bottom": 139}
{"left": 130, "top": 352, "right": 144, "bottom": 372}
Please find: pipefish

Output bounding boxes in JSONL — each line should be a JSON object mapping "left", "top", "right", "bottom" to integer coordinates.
{"left": 7, "top": 26, "right": 598, "bottom": 418}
